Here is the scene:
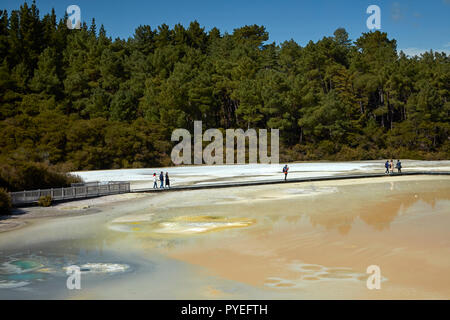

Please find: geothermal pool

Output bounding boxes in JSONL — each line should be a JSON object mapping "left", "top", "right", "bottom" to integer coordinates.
{"left": 0, "top": 175, "right": 449, "bottom": 299}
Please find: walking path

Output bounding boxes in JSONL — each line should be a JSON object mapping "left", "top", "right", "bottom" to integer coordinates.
{"left": 133, "top": 171, "right": 450, "bottom": 193}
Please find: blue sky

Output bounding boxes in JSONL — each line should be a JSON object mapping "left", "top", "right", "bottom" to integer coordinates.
{"left": 3, "top": 0, "right": 450, "bottom": 55}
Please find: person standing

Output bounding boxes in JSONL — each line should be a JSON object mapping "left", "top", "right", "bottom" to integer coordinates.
{"left": 385, "top": 160, "right": 389, "bottom": 174}
{"left": 153, "top": 173, "right": 158, "bottom": 189}
{"left": 389, "top": 159, "right": 394, "bottom": 174}
{"left": 396, "top": 159, "right": 402, "bottom": 173}
{"left": 159, "top": 171, "right": 164, "bottom": 189}
{"left": 165, "top": 172, "right": 170, "bottom": 189}
{"left": 283, "top": 165, "right": 289, "bottom": 181}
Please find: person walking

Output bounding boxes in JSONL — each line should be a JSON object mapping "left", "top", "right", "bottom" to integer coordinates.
{"left": 283, "top": 165, "right": 289, "bottom": 181}
{"left": 159, "top": 171, "right": 164, "bottom": 189}
{"left": 385, "top": 160, "right": 389, "bottom": 174}
{"left": 165, "top": 172, "right": 170, "bottom": 189}
{"left": 153, "top": 173, "right": 158, "bottom": 189}
{"left": 396, "top": 159, "right": 402, "bottom": 173}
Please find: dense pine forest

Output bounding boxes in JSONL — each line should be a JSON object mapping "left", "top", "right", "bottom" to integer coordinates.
{"left": 0, "top": 1, "right": 449, "bottom": 184}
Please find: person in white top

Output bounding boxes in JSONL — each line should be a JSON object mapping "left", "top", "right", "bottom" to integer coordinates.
{"left": 153, "top": 173, "right": 158, "bottom": 188}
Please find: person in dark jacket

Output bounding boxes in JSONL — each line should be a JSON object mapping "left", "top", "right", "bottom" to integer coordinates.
{"left": 165, "top": 172, "right": 170, "bottom": 189}
{"left": 159, "top": 171, "right": 164, "bottom": 189}
{"left": 283, "top": 165, "right": 289, "bottom": 181}
{"left": 385, "top": 160, "right": 389, "bottom": 174}
{"left": 396, "top": 160, "right": 402, "bottom": 173}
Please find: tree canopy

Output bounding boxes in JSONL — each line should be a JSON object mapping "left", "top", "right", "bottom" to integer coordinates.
{"left": 0, "top": 1, "right": 449, "bottom": 174}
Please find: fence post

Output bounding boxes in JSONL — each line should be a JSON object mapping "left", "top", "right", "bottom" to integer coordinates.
{"left": 73, "top": 186, "right": 76, "bottom": 198}
{"left": 51, "top": 188, "right": 54, "bottom": 198}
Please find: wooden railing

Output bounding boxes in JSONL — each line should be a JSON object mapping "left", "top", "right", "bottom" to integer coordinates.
{"left": 9, "top": 182, "right": 130, "bottom": 205}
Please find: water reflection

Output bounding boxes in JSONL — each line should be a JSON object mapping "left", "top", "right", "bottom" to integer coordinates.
{"left": 306, "top": 182, "right": 449, "bottom": 234}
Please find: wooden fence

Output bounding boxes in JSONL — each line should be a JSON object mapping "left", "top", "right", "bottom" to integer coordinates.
{"left": 9, "top": 182, "right": 130, "bottom": 206}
